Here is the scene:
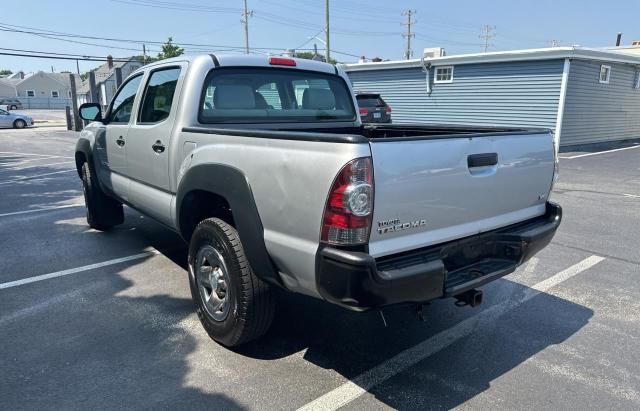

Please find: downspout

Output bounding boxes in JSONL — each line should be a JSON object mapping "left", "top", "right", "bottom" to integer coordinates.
{"left": 554, "top": 58, "right": 571, "bottom": 154}
{"left": 421, "top": 57, "right": 432, "bottom": 95}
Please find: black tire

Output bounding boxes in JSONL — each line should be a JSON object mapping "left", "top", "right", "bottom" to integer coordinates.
{"left": 13, "top": 119, "right": 26, "bottom": 129}
{"left": 10, "top": 105, "right": 17, "bottom": 110}
{"left": 81, "top": 162, "right": 124, "bottom": 230}
{"left": 188, "top": 218, "right": 275, "bottom": 347}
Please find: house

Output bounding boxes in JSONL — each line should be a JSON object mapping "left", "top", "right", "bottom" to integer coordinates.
{"left": 0, "top": 78, "right": 16, "bottom": 97}
{"left": 14, "top": 72, "right": 73, "bottom": 99}
{"left": 77, "top": 56, "right": 143, "bottom": 108}
{"left": 0, "top": 71, "right": 77, "bottom": 108}
{"left": 343, "top": 46, "right": 640, "bottom": 147}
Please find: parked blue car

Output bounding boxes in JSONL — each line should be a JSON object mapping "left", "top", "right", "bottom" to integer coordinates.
{"left": 0, "top": 108, "right": 33, "bottom": 129}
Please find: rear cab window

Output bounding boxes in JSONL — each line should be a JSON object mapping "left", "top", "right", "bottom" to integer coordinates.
{"left": 199, "top": 68, "right": 356, "bottom": 123}
{"left": 356, "top": 95, "right": 386, "bottom": 108}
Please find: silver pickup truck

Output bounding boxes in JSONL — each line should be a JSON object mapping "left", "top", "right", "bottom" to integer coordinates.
{"left": 76, "top": 55, "right": 561, "bottom": 347}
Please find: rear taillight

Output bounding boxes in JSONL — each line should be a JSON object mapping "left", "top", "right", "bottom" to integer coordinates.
{"left": 359, "top": 107, "right": 369, "bottom": 115}
{"left": 321, "top": 158, "right": 374, "bottom": 245}
{"left": 384, "top": 106, "right": 392, "bottom": 114}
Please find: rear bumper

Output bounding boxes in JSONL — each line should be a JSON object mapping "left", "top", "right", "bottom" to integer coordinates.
{"left": 316, "top": 201, "right": 562, "bottom": 311}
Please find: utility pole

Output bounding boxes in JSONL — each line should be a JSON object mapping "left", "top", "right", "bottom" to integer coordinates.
{"left": 479, "top": 25, "right": 496, "bottom": 53}
{"left": 325, "top": 0, "right": 330, "bottom": 63}
{"left": 616, "top": 32, "right": 622, "bottom": 46}
{"left": 242, "top": 0, "right": 253, "bottom": 54}
{"left": 76, "top": 59, "right": 80, "bottom": 75}
{"left": 401, "top": 10, "right": 416, "bottom": 60}
{"left": 143, "top": 44, "right": 147, "bottom": 64}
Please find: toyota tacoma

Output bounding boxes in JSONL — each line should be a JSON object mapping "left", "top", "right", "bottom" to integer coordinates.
{"left": 75, "top": 55, "right": 561, "bottom": 346}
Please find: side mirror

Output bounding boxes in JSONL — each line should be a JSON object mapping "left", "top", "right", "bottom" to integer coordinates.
{"left": 78, "top": 103, "right": 103, "bottom": 122}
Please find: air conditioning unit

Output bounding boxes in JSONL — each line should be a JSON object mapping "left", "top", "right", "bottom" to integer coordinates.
{"left": 423, "top": 47, "right": 446, "bottom": 58}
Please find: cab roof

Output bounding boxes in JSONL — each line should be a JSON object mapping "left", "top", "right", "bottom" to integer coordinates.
{"left": 138, "top": 54, "right": 338, "bottom": 75}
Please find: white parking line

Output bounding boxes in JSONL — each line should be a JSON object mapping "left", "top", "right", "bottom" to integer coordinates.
{"left": 7, "top": 161, "right": 74, "bottom": 171}
{"left": 0, "top": 151, "right": 73, "bottom": 159}
{"left": 0, "top": 204, "right": 83, "bottom": 218}
{"left": 558, "top": 144, "right": 640, "bottom": 159}
{"left": 0, "top": 156, "right": 60, "bottom": 166}
{"left": 297, "top": 255, "right": 605, "bottom": 411}
{"left": 623, "top": 193, "right": 640, "bottom": 199}
{"left": 0, "top": 250, "right": 159, "bottom": 290}
{"left": 0, "top": 169, "right": 76, "bottom": 185}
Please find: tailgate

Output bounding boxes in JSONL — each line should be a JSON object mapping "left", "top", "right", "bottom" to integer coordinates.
{"left": 368, "top": 132, "right": 555, "bottom": 258}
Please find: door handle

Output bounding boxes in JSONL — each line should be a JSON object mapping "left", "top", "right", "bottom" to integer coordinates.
{"left": 116, "top": 136, "right": 125, "bottom": 147}
{"left": 467, "top": 153, "right": 498, "bottom": 168}
{"left": 152, "top": 140, "right": 165, "bottom": 154}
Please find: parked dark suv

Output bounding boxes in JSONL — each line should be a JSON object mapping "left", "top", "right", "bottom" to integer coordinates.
{"left": 356, "top": 93, "right": 391, "bottom": 123}
{"left": 0, "top": 99, "right": 23, "bottom": 110}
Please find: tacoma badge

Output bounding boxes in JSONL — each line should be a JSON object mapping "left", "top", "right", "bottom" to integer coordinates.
{"left": 377, "top": 218, "right": 427, "bottom": 235}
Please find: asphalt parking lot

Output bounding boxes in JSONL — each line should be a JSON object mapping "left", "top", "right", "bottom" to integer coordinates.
{"left": 1, "top": 126, "right": 639, "bottom": 410}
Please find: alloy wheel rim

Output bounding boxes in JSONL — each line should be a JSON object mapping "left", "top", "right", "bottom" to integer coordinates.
{"left": 195, "top": 244, "right": 231, "bottom": 322}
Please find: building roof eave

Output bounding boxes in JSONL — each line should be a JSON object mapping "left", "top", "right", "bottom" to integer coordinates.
{"left": 342, "top": 47, "right": 640, "bottom": 72}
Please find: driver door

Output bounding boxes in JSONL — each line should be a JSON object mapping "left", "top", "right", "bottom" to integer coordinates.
{"left": 0, "top": 109, "right": 12, "bottom": 128}
{"left": 96, "top": 74, "right": 143, "bottom": 201}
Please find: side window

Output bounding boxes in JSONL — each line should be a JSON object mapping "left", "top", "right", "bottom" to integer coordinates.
{"left": 109, "top": 74, "right": 143, "bottom": 124}
{"left": 139, "top": 68, "right": 181, "bottom": 123}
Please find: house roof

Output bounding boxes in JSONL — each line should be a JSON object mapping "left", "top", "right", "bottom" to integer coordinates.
{"left": 0, "top": 78, "right": 20, "bottom": 87}
{"left": 342, "top": 46, "right": 640, "bottom": 72}
{"left": 77, "top": 58, "right": 137, "bottom": 94}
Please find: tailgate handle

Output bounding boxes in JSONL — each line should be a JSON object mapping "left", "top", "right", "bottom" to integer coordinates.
{"left": 468, "top": 153, "right": 498, "bottom": 168}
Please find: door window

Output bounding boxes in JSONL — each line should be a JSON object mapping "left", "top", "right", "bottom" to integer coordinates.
{"left": 139, "top": 67, "right": 181, "bottom": 123}
{"left": 108, "top": 74, "right": 143, "bottom": 124}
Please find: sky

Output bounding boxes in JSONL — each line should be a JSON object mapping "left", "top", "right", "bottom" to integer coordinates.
{"left": 1, "top": 0, "right": 639, "bottom": 74}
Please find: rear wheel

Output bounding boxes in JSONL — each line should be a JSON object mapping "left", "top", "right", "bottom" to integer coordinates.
{"left": 81, "top": 162, "right": 124, "bottom": 230}
{"left": 9, "top": 105, "right": 17, "bottom": 110}
{"left": 188, "top": 218, "right": 275, "bottom": 347}
{"left": 13, "top": 119, "right": 26, "bottom": 129}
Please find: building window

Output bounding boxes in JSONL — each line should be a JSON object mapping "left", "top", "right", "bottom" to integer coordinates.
{"left": 635, "top": 72, "right": 640, "bottom": 89}
{"left": 434, "top": 66, "right": 454, "bottom": 83}
{"left": 599, "top": 65, "right": 611, "bottom": 84}
{"left": 26, "top": 90, "right": 35, "bottom": 97}
{"left": 51, "top": 90, "right": 59, "bottom": 98}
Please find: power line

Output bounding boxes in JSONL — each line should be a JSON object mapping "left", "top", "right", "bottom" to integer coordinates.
{"left": 0, "top": 47, "right": 130, "bottom": 60}
{"left": 401, "top": 10, "right": 416, "bottom": 60}
{"left": 0, "top": 51, "right": 132, "bottom": 62}
{"left": 479, "top": 24, "right": 496, "bottom": 53}
{"left": 0, "top": 23, "right": 297, "bottom": 52}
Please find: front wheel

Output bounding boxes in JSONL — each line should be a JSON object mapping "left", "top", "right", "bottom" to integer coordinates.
{"left": 13, "top": 119, "right": 26, "bottom": 129}
{"left": 188, "top": 218, "right": 275, "bottom": 347}
{"left": 81, "top": 162, "right": 124, "bottom": 230}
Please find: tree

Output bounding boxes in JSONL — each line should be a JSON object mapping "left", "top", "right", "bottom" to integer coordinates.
{"left": 157, "top": 37, "right": 184, "bottom": 60}
{"left": 294, "top": 51, "right": 337, "bottom": 65}
{"left": 0, "top": 69, "right": 12, "bottom": 76}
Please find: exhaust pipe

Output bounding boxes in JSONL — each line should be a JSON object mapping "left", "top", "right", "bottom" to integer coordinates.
{"left": 455, "top": 289, "right": 483, "bottom": 307}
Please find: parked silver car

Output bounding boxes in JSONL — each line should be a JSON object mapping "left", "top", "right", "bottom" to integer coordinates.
{"left": 0, "top": 108, "right": 33, "bottom": 128}
{"left": 0, "top": 98, "right": 23, "bottom": 110}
